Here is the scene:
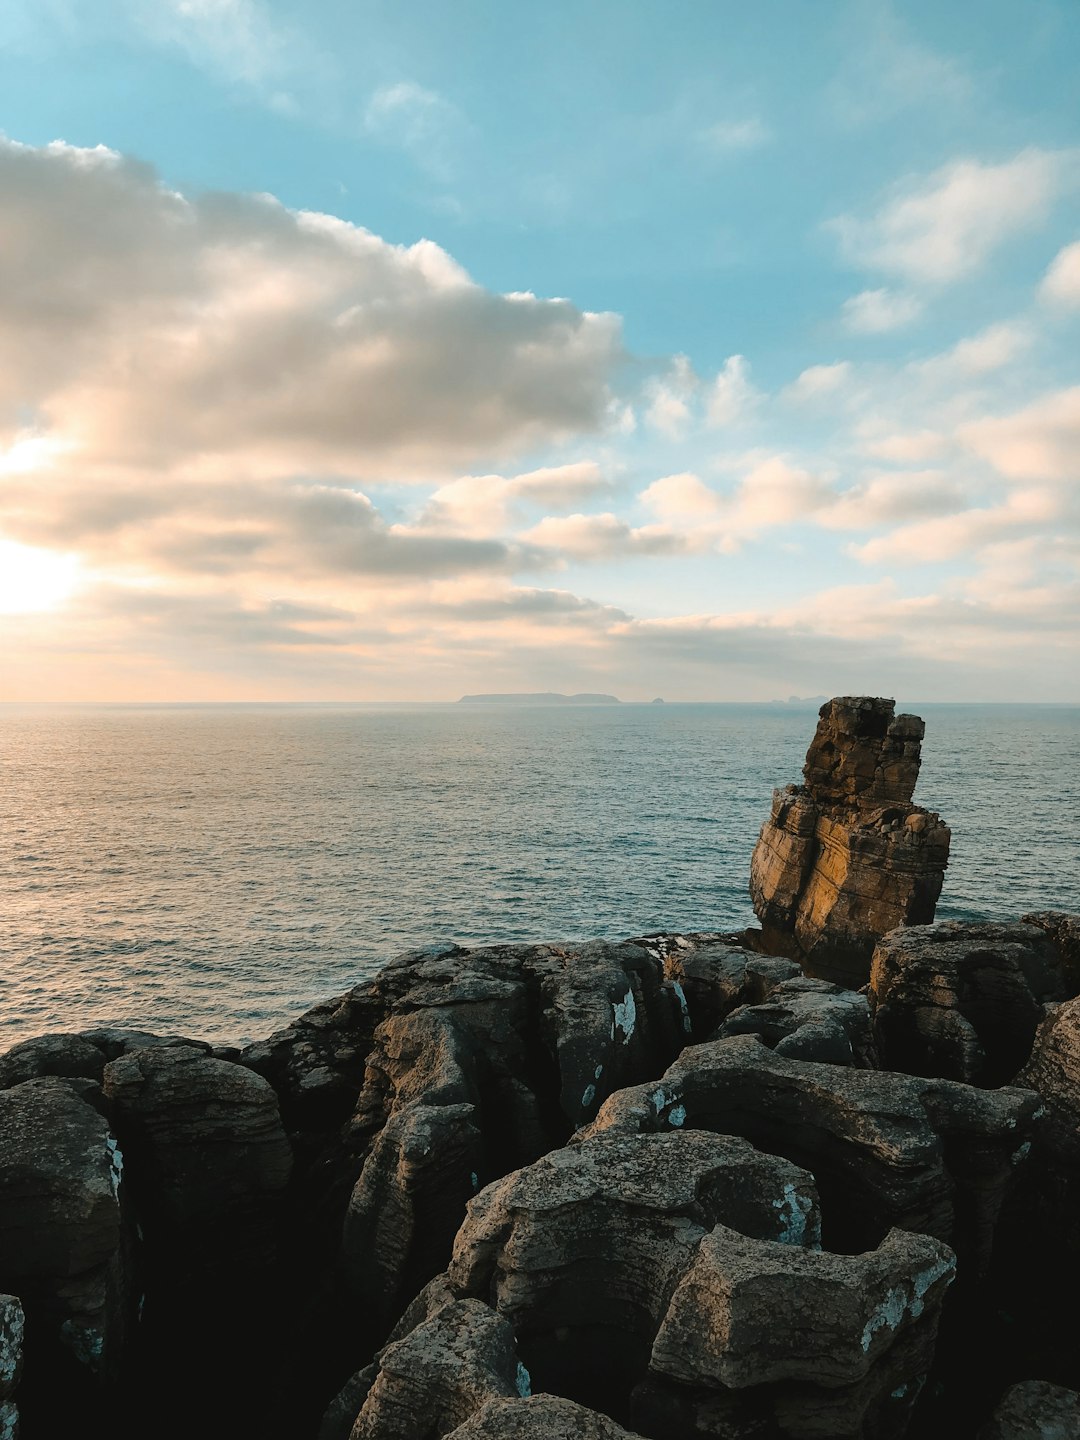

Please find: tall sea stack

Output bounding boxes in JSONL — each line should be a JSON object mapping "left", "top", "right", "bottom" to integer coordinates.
{"left": 749, "top": 696, "right": 951, "bottom": 987}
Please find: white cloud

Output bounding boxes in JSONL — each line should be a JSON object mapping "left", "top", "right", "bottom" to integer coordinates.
{"left": 862, "top": 431, "right": 948, "bottom": 462}
{"left": 841, "top": 288, "right": 922, "bottom": 333}
{"left": 700, "top": 117, "right": 770, "bottom": 152}
{"left": 830, "top": 149, "right": 1068, "bottom": 285}
{"left": 783, "top": 362, "right": 852, "bottom": 402}
{"left": 363, "top": 81, "right": 466, "bottom": 179}
{"left": 645, "top": 354, "right": 698, "bottom": 437}
{"left": 519, "top": 513, "right": 690, "bottom": 560}
{"left": 707, "top": 354, "right": 760, "bottom": 427}
{"left": 850, "top": 487, "right": 1062, "bottom": 565}
{"left": 909, "top": 322, "right": 1032, "bottom": 381}
{"left": 959, "top": 386, "right": 1080, "bottom": 481}
{"left": 0, "top": 137, "right": 623, "bottom": 483}
{"left": 129, "top": 0, "right": 297, "bottom": 100}
{"left": 417, "top": 462, "right": 610, "bottom": 537}
{"left": 638, "top": 472, "right": 721, "bottom": 521}
{"left": 1040, "top": 240, "right": 1080, "bottom": 307}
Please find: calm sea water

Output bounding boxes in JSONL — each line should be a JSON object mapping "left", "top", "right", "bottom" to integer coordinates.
{"left": 2, "top": 702, "right": 1078, "bottom": 1048}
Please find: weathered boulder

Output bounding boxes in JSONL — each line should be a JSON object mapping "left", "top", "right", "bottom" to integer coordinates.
{"left": 978, "top": 1380, "right": 1080, "bottom": 1438}
{"left": 868, "top": 920, "right": 1077, "bottom": 1085}
{"left": 349, "top": 1299, "right": 524, "bottom": 1440}
{"left": 448, "top": 1130, "right": 821, "bottom": 1414}
{"left": 585, "top": 1035, "right": 1037, "bottom": 1269}
{"left": 640, "top": 1224, "right": 954, "bottom": 1439}
{"left": 0, "top": 1294, "right": 24, "bottom": 1440}
{"left": 102, "top": 1045, "right": 292, "bottom": 1270}
{"left": 0, "top": 1034, "right": 108, "bottom": 1090}
{"left": 0, "top": 1078, "right": 131, "bottom": 1391}
{"left": 750, "top": 697, "right": 951, "bottom": 987}
{"left": 651, "top": 1223, "right": 953, "bottom": 1390}
{"left": 716, "top": 974, "right": 871, "bottom": 1065}
{"left": 447, "top": 1394, "right": 646, "bottom": 1438}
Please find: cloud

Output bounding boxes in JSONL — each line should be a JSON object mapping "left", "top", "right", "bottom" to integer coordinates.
{"left": 699, "top": 117, "right": 770, "bottom": 152}
{"left": 707, "top": 354, "right": 760, "bottom": 427}
{"left": 1040, "top": 240, "right": 1080, "bottom": 307}
{"left": 0, "top": 137, "right": 623, "bottom": 481}
{"left": 519, "top": 513, "right": 690, "bottom": 560}
{"left": 128, "top": 0, "right": 300, "bottom": 103}
{"left": 820, "top": 472, "right": 968, "bottom": 530}
{"left": 417, "top": 462, "right": 611, "bottom": 537}
{"left": 841, "top": 288, "right": 922, "bottom": 333}
{"left": 645, "top": 354, "right": 698, "bottom": 437}
{"left": 850, "top": 487, "right": 1063, "bottom": 565}
{"left": 909, "top": 322, "right": 1032, "bottom": 382}
{"left": 783, "top": 362, "right": 852, "bottom": 402}
{"left": 363, "top": 81, "right": 467, "bottom": 180}
{"left": 959, "top": 386, "right": 1080, "bottom": 480}
{"left": 830, "top": 149, "right": 1068, "bottom": 285}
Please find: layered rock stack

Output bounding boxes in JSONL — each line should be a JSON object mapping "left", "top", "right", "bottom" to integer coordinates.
{"left": 750, "top": 696, "right": 952, "bottom": 986}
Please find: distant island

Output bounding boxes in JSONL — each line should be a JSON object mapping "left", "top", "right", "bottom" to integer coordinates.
{"left": 457, "top": 691, "right": 621, "bottom": 705}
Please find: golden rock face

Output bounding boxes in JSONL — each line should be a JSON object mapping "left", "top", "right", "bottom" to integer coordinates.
{"left": 749, "top": 697, "right": 951, "bottom": 987}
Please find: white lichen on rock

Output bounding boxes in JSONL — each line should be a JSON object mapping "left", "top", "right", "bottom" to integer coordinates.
{"left": 611, "top": 987, "right": 637, "bottom": 1042}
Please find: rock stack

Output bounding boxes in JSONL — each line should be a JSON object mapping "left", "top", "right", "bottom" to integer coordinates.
{"left": 749, "top": 696, "right": 952, "bottom": 986}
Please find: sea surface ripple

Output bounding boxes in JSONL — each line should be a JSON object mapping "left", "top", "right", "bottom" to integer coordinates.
{"left": 2, "top": 702, "right": 1077, "bottom": 1047}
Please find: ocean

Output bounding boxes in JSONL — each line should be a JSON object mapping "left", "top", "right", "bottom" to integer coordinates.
{"left": 2, "top": 702, "right": 1077, "bottom": 1048}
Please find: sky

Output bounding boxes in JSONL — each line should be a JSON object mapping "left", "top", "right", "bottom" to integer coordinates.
{"left": 1, "top": 1, "right": 1078, "bottom": 701}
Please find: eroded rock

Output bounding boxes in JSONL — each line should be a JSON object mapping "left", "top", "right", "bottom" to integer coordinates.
{"left": 750, "top": 697, "right": 951, "bottom": 986}
{"left": 978, "top": 1380, "right": 1080, "bottom": 1439}
{"left": 651, "top": 1224, "right": 953, "bottom": 1390}
{"left": 349, "top": 1299, "right": 523, "bottom": 1440}
{"left": 102, "top": 1044, "right": 292, "bottom": 1269}
{"left": 448, "top": 1394, "right": 647, "bottom": 1438}
{"left": 868, "top": 920, "right": 1076, "bottom": 1085}
{"left": 0, "top": 1077, "right": 132, "bottom": 1416}
{"left": 716, "top": 974, "right": 871, "bottom": 1065}
{"left": 586, "top": 1034, "right": 1037, "bottom": 1269}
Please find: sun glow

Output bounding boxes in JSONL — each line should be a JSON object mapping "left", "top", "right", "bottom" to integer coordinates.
{"left": 0, "top": 539, "right": 80, "bottom": 614}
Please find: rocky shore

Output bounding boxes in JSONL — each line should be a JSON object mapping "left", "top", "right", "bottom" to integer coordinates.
{"left": 1, "top": 698, "right": 1078, "bottom": 1440}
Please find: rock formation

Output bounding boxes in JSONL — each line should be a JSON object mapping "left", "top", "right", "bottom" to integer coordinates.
{"left": 0, "top": 1078, "right": 132, "bottom": 1389}
{"left": 977, "top": 1380, "right": 1080, "bottom": 1439}
{"left": 1, "top": 904, "right": 1078, "bottom": 1438}
{"left": 583, "top": 1034, "right": 1038, "bottom": 1269}
{"left": 868, "top": 920, "right": 1079, "bottom": 1085}
{"left": 0, "top": 1295, "right": 24, "bottom": 1440}
{"left": 750, "top": 696, "right": 951, "bottom": 986}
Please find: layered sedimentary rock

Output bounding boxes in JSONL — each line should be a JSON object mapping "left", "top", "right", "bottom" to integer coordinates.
{"left": 447, "top": 1395, "right": 647, "bottom": 1438}
{"left": 246, "top": 939, "right": 687, "bottom": 1346}
{"left": 0, "top": 1078, "right": 131, "bottom": 1384}
{"left": 349, "top": 1299, "right": 524, "bottom": 1440}
{"left": 716, "top": 973, "right": 871, "bottom": 1065}
{"left": 584, "top": 1034, "right": 1038, "bottom": 1269}
{"left": 978, "top": 1380, "right": 1080, "bottom": 1439}
{"left": 0, "top": 1295, "right": 24, "bottom": 1440}
{"left": 347, "top": 1126, "right": 953, "bottom": 1440}
{"left": 102, "top": 1044, "right": 292, "bottom": 1271}
{"left": 448, "top": 1130, "right": 822, "bottom": 1414}
{"left": 868, "top": 920, "right": 1078, "bottom": 1085}
{"left": 750, "top": 697, "right": 951, "bottom": 986}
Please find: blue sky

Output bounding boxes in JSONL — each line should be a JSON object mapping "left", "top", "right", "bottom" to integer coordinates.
{"left": 1, "top": 0, "right": 1078, "bottom": 699}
